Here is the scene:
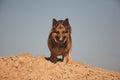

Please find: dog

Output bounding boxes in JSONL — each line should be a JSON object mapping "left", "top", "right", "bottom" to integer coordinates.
{"left": 48, "top": 18, "right": 72, "bottom": 63}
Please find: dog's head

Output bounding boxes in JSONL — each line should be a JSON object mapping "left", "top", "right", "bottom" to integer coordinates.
{"left": 50, "top": 18, "right": 71, "bottom": 45}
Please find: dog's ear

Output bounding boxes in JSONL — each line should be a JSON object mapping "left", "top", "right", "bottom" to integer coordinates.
{"left": 63, "top": 18, "right": 69, "bottom": 26}
{"left": 63, "top": 18, "right": 71, "bottom": 33}
{"left": 52, "top": 18, "right": 58, "bottom": 27}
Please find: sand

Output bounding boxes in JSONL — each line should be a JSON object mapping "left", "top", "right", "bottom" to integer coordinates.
{"left": 0, "top": 52, "right": 120, "bottom": 80}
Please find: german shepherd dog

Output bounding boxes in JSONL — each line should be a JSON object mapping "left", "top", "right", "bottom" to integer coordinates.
{"left": 48, "top": 18, "right": 72, "bottom": 63}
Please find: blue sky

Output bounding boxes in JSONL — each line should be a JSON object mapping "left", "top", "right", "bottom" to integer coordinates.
{"left": 0, "top": 0, "right": 120, "bottom": 72}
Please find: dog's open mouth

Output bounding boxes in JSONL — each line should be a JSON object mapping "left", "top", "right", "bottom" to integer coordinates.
{"left": 57, "top": 40, "right": 67, "bottom": 48}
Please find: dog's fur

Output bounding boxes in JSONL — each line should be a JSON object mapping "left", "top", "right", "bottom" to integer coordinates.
{"left": 48, "top": 18, "right": 72, "bottom": 63}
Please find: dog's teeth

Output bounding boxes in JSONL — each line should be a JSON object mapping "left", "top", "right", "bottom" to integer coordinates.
{"left": 59, "top": 37, "right": 63, "bottom": 41}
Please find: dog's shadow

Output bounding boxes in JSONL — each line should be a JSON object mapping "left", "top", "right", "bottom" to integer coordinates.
{"left": 45, "top": 57, "right": 63, "bottom": 62}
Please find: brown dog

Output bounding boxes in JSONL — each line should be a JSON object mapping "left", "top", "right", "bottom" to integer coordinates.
{"left": 48, "top": 18, "right": 72, "bottom": 63}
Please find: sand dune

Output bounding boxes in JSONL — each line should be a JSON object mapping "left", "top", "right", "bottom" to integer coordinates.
{"left": 0, "top": 52, "right": 120, "bottom": 80}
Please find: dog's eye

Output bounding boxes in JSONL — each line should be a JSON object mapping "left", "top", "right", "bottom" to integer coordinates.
{"left": 62, "top": 31, "right": 65, "bottom": 34}
{"left": 56, "top": 31, "right": 59, "bottom": 34}
{"left": 62, "top": 31, "right": 67, "bottom": 34}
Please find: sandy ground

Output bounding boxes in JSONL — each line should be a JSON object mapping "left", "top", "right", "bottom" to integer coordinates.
{"left": 0, "top": 52, "right": 120, "bottom": 80}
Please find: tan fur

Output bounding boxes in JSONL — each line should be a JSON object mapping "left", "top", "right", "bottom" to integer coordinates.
{"left": 48, "top": 18, "right": 72, "bottom": 63}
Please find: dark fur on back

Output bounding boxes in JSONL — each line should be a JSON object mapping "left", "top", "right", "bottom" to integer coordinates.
{"left": 48, "top": 18, "right": 72, "bottom": 63}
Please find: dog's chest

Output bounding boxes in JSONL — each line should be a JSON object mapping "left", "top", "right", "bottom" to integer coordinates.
{"left": 52, "top": 47, "right": 67, "bottom": 55}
